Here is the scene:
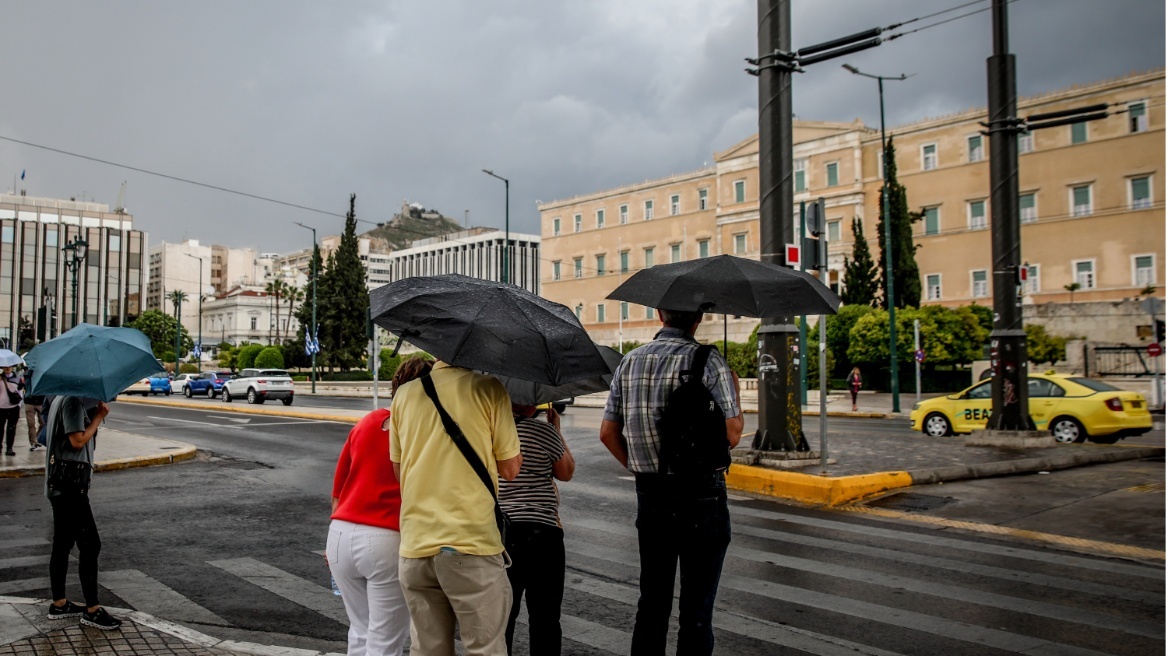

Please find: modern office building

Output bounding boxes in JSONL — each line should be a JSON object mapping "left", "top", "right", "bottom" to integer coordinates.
{"left": 0, "top": 193, "right": 146, "bottom": 350}
{"left": 539, "top": 70, "right": 1165, "bottom": 346}
{"left": 147, "top": 240, "right": 263, "bottom": 337}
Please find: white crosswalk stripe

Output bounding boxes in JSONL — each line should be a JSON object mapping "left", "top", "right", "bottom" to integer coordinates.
{"left": 101, "top": 569, "right": 229, "bottom": 626}
{"left": 207, "top": 557, "right": 348, "bottom": 625}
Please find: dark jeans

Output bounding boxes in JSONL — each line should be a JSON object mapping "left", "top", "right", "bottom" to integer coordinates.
{"left": 49, "top": 493, "right": 102, "bottom": 607}
{"left": 0, "top": 405, "right": 19, "bottom": 451}
{"left": 505, "top": 521, "right": 565, "bottom": 655}
{"left": 631, "top": 472, "right": 731, "bottom": 656}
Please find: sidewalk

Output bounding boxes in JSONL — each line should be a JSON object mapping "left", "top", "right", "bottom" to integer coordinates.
{"left": 0, "top": 429, "right": 197, "bottom": 479}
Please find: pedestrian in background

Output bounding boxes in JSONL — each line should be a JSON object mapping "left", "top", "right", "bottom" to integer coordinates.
{"left": 327, "top": 356, "right": 432, "bottom": 656}
{"left": 390, "top": 359, "right": 521, "bottom": 656}
{"left": 1, "top": 366, "right": 23, "bottom": 456}
{"left": 600, "top": 308, "right": 742, "bottom": 656}
{"left": 847, "top": 366, "right": 863, "bottom": 412}
{"left": 45, "top": 396, "right": 122, "bottom": 630}
{"left": 500, "top": 404, "right": 575, "bottom": 655}
{"left": 23, "top": 368, "right": 45, "bottom": 452}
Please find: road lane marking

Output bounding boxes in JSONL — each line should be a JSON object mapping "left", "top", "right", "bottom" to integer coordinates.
{"left": 207, "top": 557, "right": 347, "bottom": 624}
{"left": 101, "top": 569, "right": 229, "bottom": 626}
{"left": 206, "top": 416, "right": 252, "bottom": 424}
{"left": 0, "top": 555, "right": 51, "bottom": 570}
{"left": 0, "top": 538, "right": 48, "bottom": 550}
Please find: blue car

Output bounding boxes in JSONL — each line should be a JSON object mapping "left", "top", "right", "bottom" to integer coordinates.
{"left": 149, "top": 374, "right": 172, "bottom": 396}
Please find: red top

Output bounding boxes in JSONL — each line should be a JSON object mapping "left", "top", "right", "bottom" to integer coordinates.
{"left": 331, "top": 408, "right": 401, "bottom": 531}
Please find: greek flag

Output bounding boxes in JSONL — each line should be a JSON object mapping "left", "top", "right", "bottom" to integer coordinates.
{"left": 193, "top": 343, "right": 201, "bottom": 358}
{"left": 305, "top": 328, "right": 320, "bottom": 356}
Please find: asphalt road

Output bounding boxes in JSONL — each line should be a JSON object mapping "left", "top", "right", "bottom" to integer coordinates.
{"left": 0, "top": 402, "right": 1162, "bottom": 655}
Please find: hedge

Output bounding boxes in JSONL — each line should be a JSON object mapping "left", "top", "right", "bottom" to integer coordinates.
{"left": 254, "top": 347, "right": 285, "bottom": 369}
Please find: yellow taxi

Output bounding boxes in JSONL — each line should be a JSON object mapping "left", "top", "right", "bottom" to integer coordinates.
{"left": 909, "top": 372, "right": 1153, "bottom": 444}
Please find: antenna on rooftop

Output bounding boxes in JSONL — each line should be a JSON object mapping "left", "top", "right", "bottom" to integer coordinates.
{"left": 114, "top": 181, "right": 127, "bottom": 214}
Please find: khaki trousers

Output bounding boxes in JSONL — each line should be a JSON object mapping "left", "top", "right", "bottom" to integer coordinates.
{"left": 399, "top": 552, "right": 511, "bottom": 656}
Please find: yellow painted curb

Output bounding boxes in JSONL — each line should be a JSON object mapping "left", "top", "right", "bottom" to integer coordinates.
{"left": 726, "top": 464, "right": 914, "bottom": 506}
{"left": 118, "top": 396, "right": 361, "bottom": 425}
{"left": 0, "top": 446, "right": 199, "bottom": 479}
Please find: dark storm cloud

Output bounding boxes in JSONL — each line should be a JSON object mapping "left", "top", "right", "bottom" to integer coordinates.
{"left": 0, "top": 1, "right": 1161, "bottom": 251}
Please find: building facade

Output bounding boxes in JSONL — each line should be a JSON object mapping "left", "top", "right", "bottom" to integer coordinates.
{"left": 0, "top": 193, "right": 146, "bottom": 350}
{"left": 148, "top": 240, "right": 264, "bottom": 337}
{"left": 380, "top": 228, "right": 541, "bottom": 294}
{"left": 539, "top": 70, "right": 1165, "bottom": 346}
{"left": 201, "top": 285, "right": 300, "bottom": 348}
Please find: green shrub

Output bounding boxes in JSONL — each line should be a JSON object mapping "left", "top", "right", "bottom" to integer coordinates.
{"left": 237, "top": 344, "right": 265, "bottom": 369}
{"left": 379, "top": 349, "right": 401, "bottom": 381}
{"left": 323, "top": 370, "right": 374, "bottom": 382}
{"left": 255, "top": 347, "right": 285, "bottom": 369}
{"left": 179, "top": 363, "right": 200, "bottom": 374}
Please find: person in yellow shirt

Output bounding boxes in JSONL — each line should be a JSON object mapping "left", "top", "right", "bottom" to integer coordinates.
{"left": 390, "top": 361, "right": 521, "bottom": 656}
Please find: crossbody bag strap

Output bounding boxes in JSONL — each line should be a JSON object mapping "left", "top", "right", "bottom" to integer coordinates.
{"left": 419, "top": 373, "right": 498, "bottom": 503}
{"left": 684, "top": 344, "right": 714, "bottom": 384}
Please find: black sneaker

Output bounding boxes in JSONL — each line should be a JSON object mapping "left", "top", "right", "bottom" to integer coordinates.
{"left": 80, "top": 607, "right": 122, "bottom": 631}
{"left": 47, "top": 600, "right": 85, "bottom": 620}
{"left": 4, "top": 450, "right": 14, "bottom": 456}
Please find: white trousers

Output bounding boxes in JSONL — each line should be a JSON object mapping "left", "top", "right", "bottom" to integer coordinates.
{"left": 327, "top": 519, "right": 410, "bottom": 656}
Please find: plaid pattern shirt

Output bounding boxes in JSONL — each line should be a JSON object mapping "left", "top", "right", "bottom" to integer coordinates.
{"left": 603, "top": 327, "right": 740, "bottom": 474}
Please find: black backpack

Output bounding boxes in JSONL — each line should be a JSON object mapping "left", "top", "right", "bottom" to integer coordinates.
{"left": 657, "top": 345, "right": 730, "bottom": 475}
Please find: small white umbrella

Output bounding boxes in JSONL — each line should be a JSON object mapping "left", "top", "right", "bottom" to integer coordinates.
{"left": 0, "top": 349, "right": 25, "bottom": 368}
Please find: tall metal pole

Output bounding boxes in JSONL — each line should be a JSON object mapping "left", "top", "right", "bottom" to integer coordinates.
{"left": 482, "top": 170, "right": 511, "bottom": 284}
{"left": 173, "top": 294, "right": 182, "bottom": 373}
{"left": 755, "top": 0, "right": 805, "bottom": 451}
{"left": 296, "top": 223, "right": 319, "bottom": 394}
{"left": 185, "top": 253, "right": 203, "bottom": 366}
{"left": 818, "top": 233, "right": 828, "bottom": 473}
{"left": 986, "top": 0, "right": 1032, "bottom": 430}
{"left": 799, "top": 201, "right": 808, "bottom": 407}
{"left": 914, "top": 319, "right": 922, "bottom": 404}
{"left": 879, "top": 77, "right": 901, "bottom": 413}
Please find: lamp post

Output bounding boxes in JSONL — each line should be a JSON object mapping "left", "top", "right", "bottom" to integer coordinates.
{"left": 482, "top": 169, "right": 510, "bottom": 284}
{"left": 844, "top": 63, "right": 910, "bottom": 413}
{"left": 295, "top": 222, "right": 318, "bottom": 394}
{"left": 184, "top": 252, "right": 205, "bottom": 367}
{"left": 61, "top": 235, "right": 89, "bottom": 329}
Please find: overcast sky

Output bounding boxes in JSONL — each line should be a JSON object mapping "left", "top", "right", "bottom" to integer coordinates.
{"left": 0, "top": 1, "right": 1162, "bottom": 253}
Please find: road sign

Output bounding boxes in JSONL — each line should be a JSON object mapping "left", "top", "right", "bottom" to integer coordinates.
{"left": 785, "top": 243, "right": 801, "bottom": 267}
{"left": 1148, "top": 343, "right": 1163, "bottom": 357}
{"left": 914, "top": 349, "right": 926, "bottom": 363}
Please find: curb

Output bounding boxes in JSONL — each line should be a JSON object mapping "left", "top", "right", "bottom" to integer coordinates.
{"left": 118, "top": 396, "right": 362, "bottom": 425}
{"left": 0, "top": 444, "right": 198, "bottom": 479}
{"left": 727, "top": 445, "right": 1166, "bottom": 507}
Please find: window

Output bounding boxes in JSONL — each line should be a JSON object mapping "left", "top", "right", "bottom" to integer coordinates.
{"left": 825, "top": 162, "right": 838, "bottom": 187}
{"left": 109, "top": 235, "right": 121, "bottom": 252}
{"left": 971, "top": 269, "right": 988, "bottom": 298}
{"left": 620, "top": 302, "right": 629, "bottom": 321}
{"left": 734, "top": 180, "right": 746, "bottom": 203}
{"left": 1029, "top": 379, "right": 1066, "bottom": 398}
{"left": 620, "top": 204, "right": 629, "bottom": 224}
{"left": 596, "top": 254, "right": 606, "bottom": 276}
{"left": 1070, "top": 122, "right": 1087, "bottom": 144}
{"left": 698, "top": 240, "right": 709, "bottom": 258}
{"left": 1024, "top": 263, "right": 1040, "bottom": 294}
{"left": 644, "top": 247, "right": 655, "bottom": 268}
{"left": 596, "top": 304, "right": 606, "bottom": 323}
{"left": 968, "top": 200, "right": 987, "bottom": 230}
{"left": 670, "top": 244, "right": 680, "bottom": 263}
{"left": 876, "top": 151, "right": 884, "bottom": 179}
{"left": 552, "top": 217, "right": 561, "bottom": 236}
{"left": 574, "top": 257, "right": 583, "bottom": 279}
{"left": 733, "top": 233, "right": 747, "bottom": 254}
{"left": 921, "top": 144, "right": 937, "bottom": 171}
{"left": 552, "top": 261, "right": 561, "bottom": 281}
{"left": 923, "top": 206, "right": 940, "bottom": 235}
{"left": 1, "top": 227, "right": 12, "bottom": 244}
{"left": 827, "top": 220, "right": 841, "bottom": 242}
{"left": 926, "top": 274, "right": 942, "bottom": 300}
{"left": 1130, "top": 176, "right": 1152, "bottom": 209}
{"left": 1071, "top": 185, "right": 1092, "bottom": 217}
{"left": 698, "top": 189, "right": 708, "bottom": 211}
{"left": 596, "top": 209, "right": 605, "bottom": 229}
{"left": 645, "top": 305, "right": 654, "bottom": 319}
{"left": 1128, "top": 101, "right": 1147, "bottom": 133}
{"left": 644, "top": 200, "right": 654, "bottom": 220}
{"left": 670, "top": 194, "right": 680, "bottom": 216}
{"left": 1020, "top": 192, "right": 1037, "bottom": 223}
{"left": 1018, "top": 132, "right": 1034, "bottom": 154}
{"left": 250, "top": 317, "right": 257, "bottom": 330}
{"left": 794, "top": 159, "right": 807, "bottom": 192}
{"left": 573, "top": 214, "right": 582, "bottom": 232}
{"left": 575, "top": 304, "right": 583, "bottom": 320}
{"left": 968, "top": 135, "right": 984, "bottom": 162}
{"left": 620, "top": 251, "right": 629, "bottom": 273}
{"left": 1074, "top": 260, "right": 1095, "bottom": 289}
{"left": 1134, "top": 255, "right": 1156, "bottom": 287}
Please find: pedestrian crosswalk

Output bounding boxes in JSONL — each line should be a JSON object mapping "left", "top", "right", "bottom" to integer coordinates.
{"left": 0, "top": 500, "right": 1162, "bottom": 655}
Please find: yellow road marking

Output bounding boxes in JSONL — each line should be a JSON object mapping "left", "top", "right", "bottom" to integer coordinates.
{"left": 1124, "top": 482, "right": 1166, "bottom": 493}
{"left": 837, "top": 504, "right": 1166, "bottom": 561}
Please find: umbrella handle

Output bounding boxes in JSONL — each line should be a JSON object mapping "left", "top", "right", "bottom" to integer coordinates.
{"left": 389, "top": 329, "right": 418, "bottom": 358}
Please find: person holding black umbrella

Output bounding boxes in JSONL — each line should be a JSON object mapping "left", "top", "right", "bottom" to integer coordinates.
{"left": 599, "top": 308, "right": 742, "bottom": 656}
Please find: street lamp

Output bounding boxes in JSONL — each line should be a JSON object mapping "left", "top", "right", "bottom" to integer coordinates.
{"left": 482, "top": 169, "right": 510, "bottom": 284}
{"left": 844, "top": 63, "right": 910, "bottom": 414}
{"left": 61, "top": 235, "right": 89, "bottom": 329}
{"left": 294, "top": 222, "right": 318, "bottom": 394}
{"left": 184, "top": 252, "right": 205, "bottom": 369}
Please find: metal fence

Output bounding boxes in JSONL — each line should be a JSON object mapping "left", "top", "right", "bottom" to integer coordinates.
{"left": 1093, "top": 346, "right": 1153, "bottom": 377}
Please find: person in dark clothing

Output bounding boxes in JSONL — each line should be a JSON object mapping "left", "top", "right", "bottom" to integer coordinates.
{"left": 1, "top": 366, "right": 23, "bottom": 456}
{"left": 599, "top": 308, "right": 743, "bottom": 656}
{"left": 44, "top": 396, "right": 122, "bottom": 630}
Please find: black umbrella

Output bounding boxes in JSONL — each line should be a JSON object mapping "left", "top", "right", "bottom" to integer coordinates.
{"left": 493, "top": 344, "right": 623, "bottom": 406}
{"left": 371, "top": 274, "right": 611, "bottom": 386}
{"left": 606, "top": 255, "right": 841, "bottom": 318}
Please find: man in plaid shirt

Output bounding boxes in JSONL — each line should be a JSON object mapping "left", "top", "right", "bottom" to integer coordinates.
{"left": 600, "top": 308, "right": 743, "bottom": 656}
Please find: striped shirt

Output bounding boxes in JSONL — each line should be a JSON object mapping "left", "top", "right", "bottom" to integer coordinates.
{"left": 603, "top": 328, "right": 739, "bottom": 474}
{"left": 499, "top": 417, "right": 565, "bottom": 527}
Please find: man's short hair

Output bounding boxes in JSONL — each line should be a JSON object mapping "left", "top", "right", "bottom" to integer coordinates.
{"left": 660, "top": 308, "right": 703, "bottom": 330}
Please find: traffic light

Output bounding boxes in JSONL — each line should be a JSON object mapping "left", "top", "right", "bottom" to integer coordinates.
{"left": 36, "top": 307, "right": 47, "bottom": 342}
{"left": 1157, "top": 319, "right": 1165, "bottom": 344}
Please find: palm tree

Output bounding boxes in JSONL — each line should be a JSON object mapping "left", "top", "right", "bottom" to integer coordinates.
{"left": 283, "top": 286, "right": 304, "bottom": 342}
{"left": 265, "top": 279, "right": 287, "bottom": 343}
{"left": 1063, "top": 282, "right": 1082, "bottom": 304}
{"left": 167, "top": 290, "right": 188, "bottom": 318}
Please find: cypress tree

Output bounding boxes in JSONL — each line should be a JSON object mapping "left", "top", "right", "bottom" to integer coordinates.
{"left": 840, "top": 217, "right": 879, "bottom": 307}
{"left": 317, "top": 194, "right": 370, "bottom": 371}
{"left": 875, "top": 138, "right": 923, "bottom": 309}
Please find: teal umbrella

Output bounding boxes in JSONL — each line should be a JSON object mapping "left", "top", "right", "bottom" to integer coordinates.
{"left": 26, "top": 324, "right": 165, "bottom": 401}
